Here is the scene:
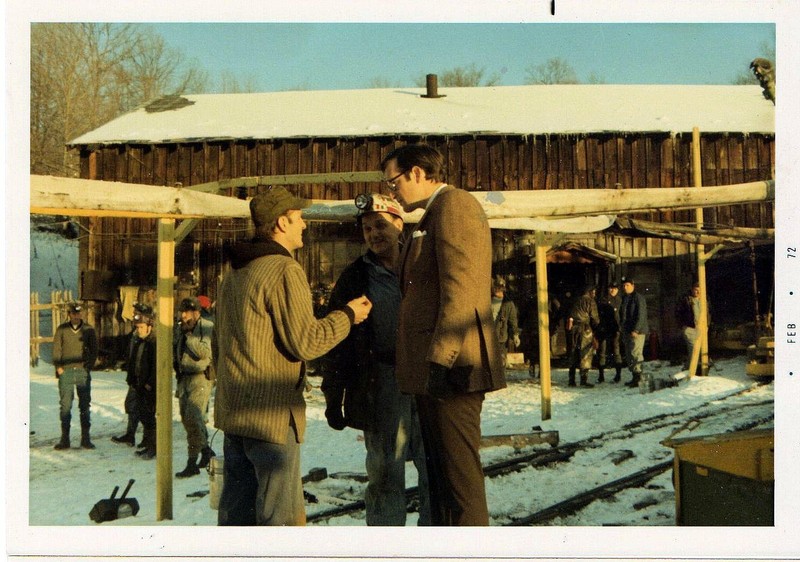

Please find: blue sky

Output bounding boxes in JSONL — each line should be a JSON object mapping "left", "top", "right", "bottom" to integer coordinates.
{"left": 148, "top": 22, "right": 775, "bottom": 93}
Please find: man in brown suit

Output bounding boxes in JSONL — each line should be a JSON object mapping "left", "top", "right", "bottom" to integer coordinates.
{"left": 382, "top": 144, "right": 506, "bottom": 525}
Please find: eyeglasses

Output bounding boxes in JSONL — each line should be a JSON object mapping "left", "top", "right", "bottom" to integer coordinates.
{"left": 384, "top": 171, "right": 405, "bottom": 192}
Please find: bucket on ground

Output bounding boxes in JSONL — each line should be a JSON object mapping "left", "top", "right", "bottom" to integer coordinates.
{"left": 208, "top": 456, "right": 224, "bottom": 510}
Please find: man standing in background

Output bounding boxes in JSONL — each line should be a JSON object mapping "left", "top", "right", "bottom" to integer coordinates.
{"left": 383, "top": 144, "right": 505, "bottom": 526}
{"left": 677, "top": 282, "right": 703, "bottom": 374}
{"left": 491, "top": 277, "right": 520, "bottom": 368}
{"left": 174, "top": 296, "right": 216, "bottom": 478}
{"left": 596, "top": 283, "right": 624, "bottom": 383}
{"left": 566, "top": 284, "right": 600, "bottom": 388}
{"left": 52, "top": 303, "right": 98, "bottom": 450}
{"left": 620, "top": 278, "right": 649, "bottom": 388}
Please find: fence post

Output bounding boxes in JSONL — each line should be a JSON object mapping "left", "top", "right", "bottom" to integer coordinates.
{"left": 30, "top": 293, "right": 39, "bottom": 366}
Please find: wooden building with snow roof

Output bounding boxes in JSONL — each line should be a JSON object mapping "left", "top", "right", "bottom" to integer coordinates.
{"left": 65, "top": 82, "right": 774, "bottom": 362}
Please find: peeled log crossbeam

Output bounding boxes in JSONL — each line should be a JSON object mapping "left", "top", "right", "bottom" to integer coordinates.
{"left": 31, "top": 175, "right": 773, "bottom": 225}
{"left": 30, "top": 175, "right": 250, "bottom": 219}
{"left": 470, "top": 180, "right": 774, "bottom": 219}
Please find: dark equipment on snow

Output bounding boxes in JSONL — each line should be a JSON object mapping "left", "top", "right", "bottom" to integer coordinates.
{"left": 89, "top": 479, "right": 140, "bottom": 523}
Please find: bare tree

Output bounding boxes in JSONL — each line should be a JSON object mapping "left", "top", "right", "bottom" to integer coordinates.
{"left": 219, "top": 70, "right": 260, "bottom": 93}
{"left": 524, "top": 57, "right": 580, "bottom": 85}
{"left": 30, "top": 23, "right": 208, "bottom": 177}
{"left": 414, "top": 64, "right": 501, "bottom": 87}
{"left": 732, "top": 42, "right": 776, "bottom": 86}
{"left": 586, "top": 72, "right": 607, "bottom": 85}
{"left": 368, "top": 77, "right": 403, "bottom": 89}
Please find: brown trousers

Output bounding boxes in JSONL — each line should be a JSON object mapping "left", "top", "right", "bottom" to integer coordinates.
{"left": 415, "top": 392, "right": 488, "bottom": 525}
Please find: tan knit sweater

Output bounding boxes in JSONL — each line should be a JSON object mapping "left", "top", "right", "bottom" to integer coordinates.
{"left": 213, "top": 244, "right": 352, "bottom": 444}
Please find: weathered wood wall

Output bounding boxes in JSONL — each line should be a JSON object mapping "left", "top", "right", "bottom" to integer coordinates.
{"left": 73, "top": 133, "right": 774, "bottom": 361}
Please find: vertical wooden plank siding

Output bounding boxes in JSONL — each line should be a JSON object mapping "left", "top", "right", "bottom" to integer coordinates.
{"left": 559, "top": 136, "right": 573, "bottom": 190}
{"left": 74, "top": 132, "right": 774, "bottom": 320}
{"left": 128, "top": 145, "right": 142, "bottom": 184}
{"left": 488, "top": 137, "right": 504, "bottom": 191}
{"left": 760, "top": 136, "right": 775, "bottom": 228}
{"left": 352, "top": 139, "right": 367, "bottom": 196}
{"left": 574, "top": 137, "right": 588, "bottom": 189}
{"left": 462, "top": 138, "right": 477, "bottom": 190}
{"left": 699, "top": 135, "right": 718, "bottom": 227}
{"left": 475, "top": 139, "right": 489, "bottom": 190}
{"left": 602, "top": 135, "right": 618, "bottom": 188}
{"left": 507, "top": 137, "right": 519, "bottom": 190}
{"left": 312, "top": 141, "right": 331, "bottom": 199}
{"left": 660, "top": 137, "right": 675, "bottom": 223}
{"left": 619, "top": 136, "right": 633, "bottom": 189}
{"left": 532, "top": 137, "right": 546, "bottom": 189}
{"left": 445, "top": 137, "right": 460, "bottom": 188}
{"left": 207, "top": 143, "right": 220, "bottom": 183}
{"left": 177, "top": 145, "right": 191, "bottom": 186}
{"left": 142, "top": 145, "right": 155, "bottom": 184}
{"left": 646, "top": 136, "right": 661, "bottom": 225}
{"left": 519, "top": 138, "right": 533, "bottom": 190}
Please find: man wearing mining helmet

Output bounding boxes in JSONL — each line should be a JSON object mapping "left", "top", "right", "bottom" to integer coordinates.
{"left": 173, "top": 296, "right": 216, "bottom": 477}
{"left": 321, "top": 193, "right": 431, "bottom": 526}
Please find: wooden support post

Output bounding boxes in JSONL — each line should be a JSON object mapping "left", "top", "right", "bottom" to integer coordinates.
{"left": 535, "top": 231, "right": 552, "bottom": 420}
{"left": 156, "top": 219, "right": 176, "bottom": 520}
{"left": 691, "top": 127, "right": 710, "bottom": 377}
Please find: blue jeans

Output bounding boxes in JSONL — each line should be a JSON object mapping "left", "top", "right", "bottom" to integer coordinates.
{"left": 218, "top": 421, "right": 304, "bottom": 526}
{"left": 363, "top": 362, "right": 430, "bottom": 526}
{"left": 58, "top": 367, "right": 91, "bottom": 429}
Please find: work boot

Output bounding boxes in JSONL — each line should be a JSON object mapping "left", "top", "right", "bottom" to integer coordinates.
{"left": 568, "top": 368, "right": 576, "bottom": 387}
{"left": 198, "top": 446, "right": 216, "bottom": 469}
{"left": 136, "top": 426, "right": 156, "bottom": 459}
{"left": 175, "top": 456, "right": 200, "bottom": 478}
{"left": 80, "top": 431, "right": 96, "bottom": 450}
{"left": 597, "top": 368, "right": 605, "bottom": 384}
{"left": 613, "top": 366, "right": 622, "bottom": 383}
{"left": 54, "top": 426, "right": 70, "bottom": 450}
{"left": 579, "top": 370, "right": 594, "bottom": 388}
{"left": 136, "top": 447, "right": 156, "bottom": 459}
{"left": 111, "top": 433, "right": 135, "bottom": 446}
{"left": 625, "top": 373, "right": 641, "bottom": 388}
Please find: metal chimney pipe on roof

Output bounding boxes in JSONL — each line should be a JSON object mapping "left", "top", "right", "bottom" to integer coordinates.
{"left": 421, "top": 74, "right": 446, "bottom": 99}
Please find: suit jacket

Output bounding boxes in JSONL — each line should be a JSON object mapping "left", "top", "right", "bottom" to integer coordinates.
{"left": 396, "top": 185, "right": 506, "bottom": 395}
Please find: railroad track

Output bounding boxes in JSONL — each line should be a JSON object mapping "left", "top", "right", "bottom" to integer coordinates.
{"left": 307, "top": 385, "right": 772, "bottom": 525}
{"left": 504, "top": 413, "right": 773, "bottom": 526}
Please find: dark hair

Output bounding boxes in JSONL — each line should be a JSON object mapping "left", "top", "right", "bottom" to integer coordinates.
{"left": 380, "top": 144, "right": 446, "bottom": 182}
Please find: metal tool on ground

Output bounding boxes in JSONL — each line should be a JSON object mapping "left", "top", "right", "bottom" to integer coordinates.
{"left": 89, "top": 479, "right": 139, "bottom": 523}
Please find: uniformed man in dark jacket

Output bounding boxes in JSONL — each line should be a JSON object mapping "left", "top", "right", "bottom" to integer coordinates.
{"left": 620, "top": 278, "right": 649, "bottom": 387}
{"left": 52, "top": 303, "right": 98, "bottom": 450}
{"left": 596, "top": 283, "right": 624, "bottom": 383}
{"left": 566, "top": 285, "right": 600, "bottom": 388}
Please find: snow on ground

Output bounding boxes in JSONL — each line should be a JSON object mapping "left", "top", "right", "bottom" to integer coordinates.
{"left": 15, "top": 228, "right": 787, "bottom": 559}
{"left": 17, "top": 354, "right": 776, "bottom": 555}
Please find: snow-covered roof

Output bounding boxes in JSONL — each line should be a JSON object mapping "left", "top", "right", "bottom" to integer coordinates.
{"left": 68, "top": 84, "right": 774, "bottom": 145}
